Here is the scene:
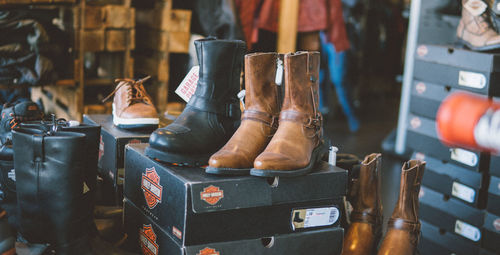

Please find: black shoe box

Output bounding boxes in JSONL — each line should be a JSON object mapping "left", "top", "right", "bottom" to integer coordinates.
{"left": 413, "top": 44, "right": 500, "bottom": 96}
{"left": 482, "top": 212, "right": 500, "bottom": 253}
{"left": 123, "top": 199, "right": 344, "bottom": 255}
{"left": 487, "top": 176, "right": 500, "bottom": 216}
{"left": 419, "top": 186, "right": 485, "bottom": 244}
{"left": 409, "top": 80, "right": 460, "bottom": 120}
{"left": 406, "top": 114, "right": 489, "bottom": 172}
{"left": 83, "top": 114, "right": 152, "bottom": 187}
{"left": 124, "top": 143, "right": 347, "bottom": 246}
{"left": 411, "top": 152, "right": 487, "bottom": 207}
{"left": 419, "top": 220, "right": 496, "bottom": 255}
{"left": 489, "top": 155, "right": 500, "bottom": 178}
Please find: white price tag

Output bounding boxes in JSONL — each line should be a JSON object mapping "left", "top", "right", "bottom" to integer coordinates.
{"left": 451, "top": 182, "right": 476, "bottom": 203}
{"left": 175, "top": 66, "right": 200, "bottom": 103}
{"left": 458, "top": 71, "right": 486, "bottom": 89}
{"left": 7, "top": 169, "right": 15, "bottom": 181}
{"left": 455, "top": 220, "right": 481, "bottom": 242}
{"left": 450, "top": 148, "right": 478, "bottom": 167}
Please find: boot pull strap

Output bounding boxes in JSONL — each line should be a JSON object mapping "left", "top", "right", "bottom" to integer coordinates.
{"left": 32, "top": 134, "right": 44, "bottom": 162}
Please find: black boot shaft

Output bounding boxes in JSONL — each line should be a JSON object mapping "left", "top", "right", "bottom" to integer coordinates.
{"left": 12, "top": 128, "right": 89, "bottom": 251}
{"left": 189, "top": 38, "right": 246, "bottom": 118}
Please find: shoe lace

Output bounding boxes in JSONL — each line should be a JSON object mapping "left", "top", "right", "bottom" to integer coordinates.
{"left": 102, "top": 76, "right": 153, "bottom": 105}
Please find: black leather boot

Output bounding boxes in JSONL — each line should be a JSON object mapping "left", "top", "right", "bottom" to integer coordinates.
{"left": 0, "top": 102, "right": 43, "bottom": 203}
{"left": 0, "top": 208, "right": 15, "bottom": 255}
{"left": 12, "top": 128, "right": 91, "bottom": 254}
{"left": 146, "top": 38, "right": 246, "bottom": 166}
{"left": 20, "top": 118, "right": 101, "bottom": 235}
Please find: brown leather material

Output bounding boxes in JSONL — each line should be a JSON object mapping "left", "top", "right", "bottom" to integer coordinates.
{"left": 457, "top": 0, "right": 500, "bottom": 50}
{"left": 208, "top": 53, "right": 283, "bottom": 170}
{"left": 377, "top": 160, "right": 426, "bottom": 255}
{"left": 104, "top": 76, "right": 158, "bottom": 120}
{"left": 253, "top": 51, "right": 322, "bottom": 172}
{"left": 342, "top": 153, "right": 382, "bottom": 255}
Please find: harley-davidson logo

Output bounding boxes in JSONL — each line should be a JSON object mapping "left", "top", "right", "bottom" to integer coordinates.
{"left": 172, "top": 226, "right": 182, "bottom": 239}
{"left": 98, "top": 135, "right": 104, "bottom": 161}
{"left": 200, "top": 185, "right": 224, "bottom": 205}
{"left": 416, "top": 82, "right": 426, "bottom": 94}
{"left": 417, "top": 45, "right": 428, "bottom": 57}
{"left": 140, "top": 224, "right": 159, "bottom": 255}
{"left": 128, "top": 139, "right": 141, "bottom": 145}
{"left": 197, "top": 247, "right": 220, "bottom": 255}
{"left": 410, "top": 117, "right": 421, "bottom": 129}
{"left": 494, "top": 219, "right": 500, "bottom": 231}
{"left": 142, "top": 167, "right": 163, "bottom": 209}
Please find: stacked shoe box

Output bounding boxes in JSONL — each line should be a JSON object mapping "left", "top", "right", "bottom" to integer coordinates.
{"left": 122, "top": 143, "right": 347, "bottom": 255}
{"left": 484, "top": 156, "right": 500, "bottom": 253}
{"left": 83, "top": 114, "right": 155, "bottom": 204}
{"left": 407, "top": 44, "right": 500, "bottom": 254}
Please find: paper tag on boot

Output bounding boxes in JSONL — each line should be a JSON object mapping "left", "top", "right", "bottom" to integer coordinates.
{"left": 464, "top": 0, "right": 488, "bottom": 17}
{"left": 175, "top": 66, "right": 199, "bottom": 103}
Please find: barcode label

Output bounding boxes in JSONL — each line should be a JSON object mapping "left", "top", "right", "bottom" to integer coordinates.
{"left": 291, "top": 207, "right": 340, "bottom": 230}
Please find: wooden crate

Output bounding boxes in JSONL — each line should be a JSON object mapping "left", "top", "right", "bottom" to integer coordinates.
{"left": 106, "top": 29, "right": 135, "bottom": 51}
{"left": 135, "top": 51, "right": 169, "bottom": 82}
{"left": 136, "top": 8, "right": 190, "bottom": 32}
{"left": 32, "top": 86, "right": 81, "bottom": 121}
{"left": 74, "top": 5, "right": 135, "bottom": 29}
{"left": 0, "top": 0, "right": 75, "bottom": 4}
{"left": 136, "top": 29, "right": 189, "bottom": 53}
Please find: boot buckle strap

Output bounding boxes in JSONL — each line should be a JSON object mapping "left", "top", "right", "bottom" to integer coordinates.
{"left": 188, "top": 96, "right": 240, "bottom": 119}
{"left": 280, "top": 110, "right": 322, "bottom": 130}
{"left": 388, "top": 218, "right": 420, "bottom": 234}
{"left": 242, "top": 110, "right": 278, "bottom": 129}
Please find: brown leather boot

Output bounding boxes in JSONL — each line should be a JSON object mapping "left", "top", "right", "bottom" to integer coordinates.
{"left": 250, "top": 51, "right": 325, "bottom": 177}
{"left": 103, "top": 76, "right": 159, "bottom": 129}
{"left": 457, "top": 0, "right": 500, "bottom": 51}
{"left": 206, "top": 53, "right": 283, "bottom": 175}
{"left": 377, "top": 160, "right": 426, "bottom": 255}
{"left": 342, "top": 153, "right": 382, "bottom": 255}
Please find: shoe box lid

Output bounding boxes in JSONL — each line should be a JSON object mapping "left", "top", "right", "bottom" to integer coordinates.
{"left": 419, "top": 185, "right": 485, "bottom": 244}
{"left": 411, "top": 152, "right": 486, "bottom": 207}
{"left": 489, "top": 156, "right": 500, "bottom": 178}
{"left": 419, "top": 220, "right": 495, "bottom": 255}
{"left": 409, "top": 80, "right": 460, "bottom": 120}
{"left": 406, "top": 114, "right": 489, "bottom": 172}
{"left": 83, "top": 114, "right": 154, "bottom": 186}
{"left": 414, "top": 44, "right": 500, "bottom": 96}
{"left": 482, "top": 211, "right": 500, "bottom": 252}
{"left": 487, "top": 176, "right": 500, "bottom": 216}
{"left": 124, "top": 143, "right": 347, "bottom": 246}
{"left": 123, "top": 198, "right": 344, "bottom": 255}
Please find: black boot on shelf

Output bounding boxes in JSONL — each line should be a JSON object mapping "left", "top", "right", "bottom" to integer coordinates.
{"left": 146, "top": 38, "right": 246, "bottom": 166}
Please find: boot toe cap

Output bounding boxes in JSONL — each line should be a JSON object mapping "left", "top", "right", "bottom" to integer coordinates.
{"left": 149, "top": 127, "right": 191, "bottom": 152}
{"left": 209, "top": 150, "right": 253, "bottom": 169}
{"left": 254, "top": 152, "right": 303, "bottom": 170}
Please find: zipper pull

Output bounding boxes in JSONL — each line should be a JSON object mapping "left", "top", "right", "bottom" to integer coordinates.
{"left": 275, "top": 58, "right": 283, "bottom": 86}
{"left": 238, "top": 90, "right": 246, "bottom": 110}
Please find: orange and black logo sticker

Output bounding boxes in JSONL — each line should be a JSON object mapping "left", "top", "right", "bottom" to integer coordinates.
{"left": 172, "top": 226, "right": 182, "bottom": 240}
{"left": 142, "top": 167, "right": 163, "bottom": 209}
{"left": 197, "top": 247, "right": 220, "bottom": 255}
{"left": 140, "top": 224, "right": 159, "bottom": 255}
{"left": 200, "top": 185, "right": 224, "bottom": 205}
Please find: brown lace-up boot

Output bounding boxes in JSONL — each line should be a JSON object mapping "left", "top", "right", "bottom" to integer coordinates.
{"left": 377, "top": 160, "right": 426, "bottom": 255}
{"left": 457, "top": 0, "right": 500, "bottom": 51}
{"left": 206, "top": 53, "right": 284, "bottom": 175}
{"left": 103, "top": 76, "right": 159, "bottom": 129}
{"left": 342, "top": 153, "right": 383, "bottom": 255}
{"left": 250, "top": 51, "right": 325, "bottom": 177}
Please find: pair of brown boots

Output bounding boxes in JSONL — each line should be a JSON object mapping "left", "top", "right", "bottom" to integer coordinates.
{"left": 457, "top": 0, "right": 500, "bottom": 51}
{"left": 206, "top": 52, "right": 325, "bottom": 177}
{"left": 342, "top": 154, "right": 426, "bottom": 255}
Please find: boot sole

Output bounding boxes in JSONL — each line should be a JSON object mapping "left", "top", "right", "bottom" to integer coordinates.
{"left": 205, "top": 166, "right": 251, "bottom": 176}
{"left": 249, "top": 143, "right": 327, "bottom": 178}
{"left": 459, "top": 39, "right": 500, "bottom": 52}
{"left": 145, "top": 146, "right": 211, "bottom": 167}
